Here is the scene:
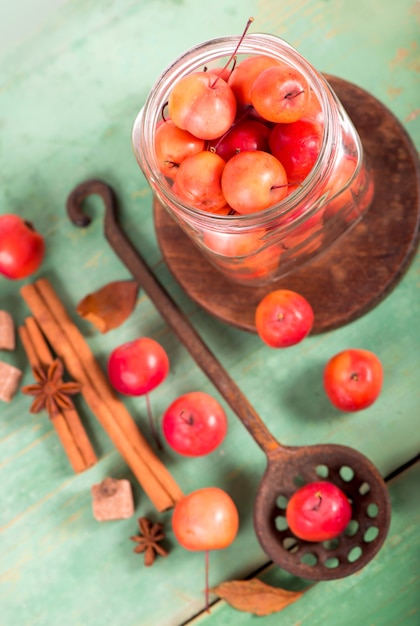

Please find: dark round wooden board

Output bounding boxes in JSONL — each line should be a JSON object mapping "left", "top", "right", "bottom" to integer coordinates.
{"left": 153, "top": 75, "right": 420, "bottom": 334}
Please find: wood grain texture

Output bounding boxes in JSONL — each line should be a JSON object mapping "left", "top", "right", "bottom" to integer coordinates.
{"left": 0, "top": 0, "right": 419, "bottom": 625}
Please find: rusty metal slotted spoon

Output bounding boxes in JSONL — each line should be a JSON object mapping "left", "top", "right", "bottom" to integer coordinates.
{"left": 67, "top": 179, "right": 391, "bottom": 581}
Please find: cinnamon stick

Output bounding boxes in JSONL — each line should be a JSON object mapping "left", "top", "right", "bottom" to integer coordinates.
{"left": 20, "top": 279, "right": 183, "bottom": 511}
{"left": 18, "top": 320, "right": 97, "bottom": 473}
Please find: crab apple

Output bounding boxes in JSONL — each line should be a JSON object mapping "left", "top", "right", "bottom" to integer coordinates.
{"left": 173, "top": 151, "right": 227, "bottom": 213}
{"left": 286, "top": 481, "right": 352, "bottom": 542}
{"left": 280, "top": 210, "right": 324, "bottom": 255}
{"left": 209, "top": 119, "right": 270, "bottom": 162}
{"left": 221, "top": 150, "right": 288, "bottom": 214}
{"left": 155, "top": 120, "right": 205, "bottom": 179}
{"left": 162, "top": 391, "right": 228, "bottom": 456}
{"left": 0, "top": 214, "right": 45, "bottom": 280}
{"left": 255, "top": 289, "right": 314, "bottom": 348}
{"left": 228, "top": 55, "right": 280, "bottom": 108}
{"left": 225, "top": 245, "right": 284, "bottom": 282}
{"left": 203, "top": 229, "right": 265, "bottom": 257}
{"left": 323, "top": 348, "right": 383, "bottom": 412}
{"left": 168, "top": 71, "right": 237, "bottom": 140}
{"left": 107, "top": 337, "right": 169, "bottom": 396}
{"left": 172, "top": 487, "right": 239, "bottom": 551}
{"left": 301, "top": 90, "right": 323, "bottom": 125}
{"left": 251, "top": 64, "right": 310, "bottom": 123}
{"left": 322, "top": 156, "right": 374, "bottom": 226}
{"left": 326, "top": 156, "right": 358, "bottom": 202}
{"left": 202, "top": 226, "right": 282, "bottom": 280}
{"left": 269, "top": 118, "right": 323, "bottom": 183}
{"left": 108, "top": 337, "right": 170, "bottom": 449}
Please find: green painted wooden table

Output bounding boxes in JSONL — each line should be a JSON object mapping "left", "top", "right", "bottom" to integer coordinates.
{"left": 0, "top": 1, "right": 419, "bottom": 625}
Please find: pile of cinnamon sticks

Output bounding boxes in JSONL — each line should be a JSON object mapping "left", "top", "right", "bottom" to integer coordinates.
{"left": 20, "top": 278, "right": 183, "bottom": 512}
{"left": 19, "top": 317, "right": 97, "bottom": 474}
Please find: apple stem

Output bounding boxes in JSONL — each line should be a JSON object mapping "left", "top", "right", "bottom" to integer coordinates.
{"left": 145, "top": 392, "right": 163, "bottom": 451}
{"left": 285, "top": 89, "right": 306, "bottom": 100}
{"left": 204, "top": 549, "right": 210, "bottom": 612}
{"left": 208, "top": 104, "right": 254, "bottom": 154}
{"left": 210, "top": 17, "right": 254, "bottom": 89}
{"left": 311, "top": 491, "right": 323, "bottom": 511}
{"left": 161, "top": 101, "right": 169, "bottom": 122}
{"left": 180, "top": 410, "right": 194, "bottom": 426}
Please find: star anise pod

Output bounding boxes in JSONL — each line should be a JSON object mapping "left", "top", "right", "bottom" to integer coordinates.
{"left": 21, "top": 358, "right": 81, "bottom": 417}
{"left": 131, "top": 517, "right": 168, "bottom": 566}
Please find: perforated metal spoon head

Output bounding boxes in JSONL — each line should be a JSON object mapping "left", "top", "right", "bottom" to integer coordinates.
{"left": 254, "top": 443, "right": 391, "bottom": 580}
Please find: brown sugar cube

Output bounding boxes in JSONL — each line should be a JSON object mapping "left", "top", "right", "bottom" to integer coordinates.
{"left": 0, "top": 311, "right": 15, "bottom": 351}
{"left": 91, "top": 477, "right": 135, "bottom": 521}
{"left": 0, "top": 360, "right": 22, "bottom": 402}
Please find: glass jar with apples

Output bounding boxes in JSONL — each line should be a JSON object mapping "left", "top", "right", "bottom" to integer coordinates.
{"left": 132, "top": 31, "right": 374, "bottom": 286}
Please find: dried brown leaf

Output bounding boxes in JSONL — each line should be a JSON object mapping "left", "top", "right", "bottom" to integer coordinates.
{"left": 76, "top": 281, "right": 139, "bottom": 333}
{"left": 211, "top": 578, "right": 304, "bottom": 616}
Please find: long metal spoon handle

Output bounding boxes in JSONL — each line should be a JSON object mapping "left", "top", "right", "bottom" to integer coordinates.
{"left": 67, "top": 179, "right": 282, "bottom": 454}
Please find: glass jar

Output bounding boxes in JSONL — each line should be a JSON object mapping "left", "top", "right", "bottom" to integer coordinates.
{"left": 132, "top": 33, "right": 374, "bottom": 286}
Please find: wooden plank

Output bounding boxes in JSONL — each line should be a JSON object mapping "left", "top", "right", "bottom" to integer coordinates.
{"left": 0, "top": 0, "right": 419, "bottom": 625}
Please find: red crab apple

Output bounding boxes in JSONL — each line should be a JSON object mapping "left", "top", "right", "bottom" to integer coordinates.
{"left": 172, "top": 486, "right": 239, "bottom": 609}
{"left": 255, "top": 289, "right": 314, "bottom": 348}
{"left": 107, "top": 337, "right": 170, "bottom": 448}
{"left": 0, "top": 214, "right": 45, "bottom": 280}
{"left": 301, "top": 89, "right": 323, "bottom": 125}
{"left": 172, "top": 487, "right": 239, "bottom": 551}
{"left": 322, "top": 156, "right": 375, "bottom": 226}
{"left": 228, "top": 54, "right": 281, "bottom": 108}
{"left": 107, "top": 337, "right": 169, "bottom": 396}
{"left": 221, "top": 150, "right": 288, "bottom": 214}
{"left": 209, "top": 119, "right": 270, "bottom": 162}
{"left": 251, "top": 64, "right": 310, "bottom": 124}
{"left": 162, "top": 391, "right": 228, "bottom": 456}
{"left": 173, "top": 151, "right": 227, "bottom": 213}
{"left": 168, "top": 71, "right": 237, "bottom": 140}
{"left": 203, "top": 229, "right": 283, "bottom": 281}
{"left": 269, "top": 118, "right": 323, "bottom": 183}
{"left": 155, "top": 120, "right": 205, "bottom": 179}
{"left": 323, "top": 348, "right": 383, "bottom": 411}
{"left": 286, "top": 481, "right": 352, "bottom": 542}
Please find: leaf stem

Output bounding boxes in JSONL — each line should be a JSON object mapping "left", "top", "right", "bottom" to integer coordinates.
{"left": 145, "top": 392, "right": 163, "bottom": 451}
{"left": 205, "top": 549, "right": 210, "bottom": 612}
